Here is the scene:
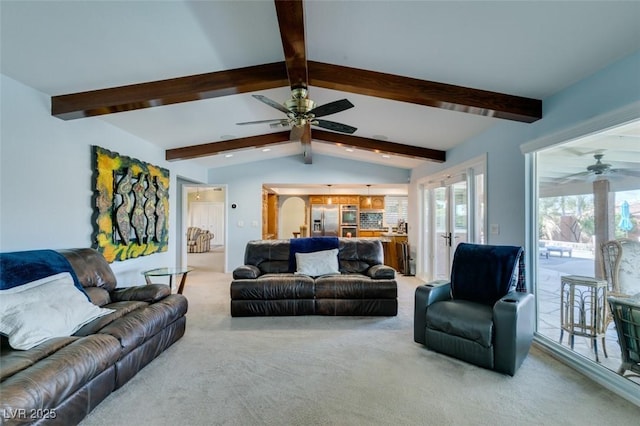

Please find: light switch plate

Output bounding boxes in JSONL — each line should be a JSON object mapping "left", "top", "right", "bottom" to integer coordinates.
{"left": 490, "top": 224, "right": 500, "bottom": 235}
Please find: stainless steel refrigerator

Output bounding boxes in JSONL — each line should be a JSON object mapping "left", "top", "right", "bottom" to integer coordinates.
{"left": 310, "top": 204, "right": 339, "bottom": 237}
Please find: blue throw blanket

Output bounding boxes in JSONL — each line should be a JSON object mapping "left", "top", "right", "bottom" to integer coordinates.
{"left": 0, "top": 249, "right": 85, "bottom": 295}
{"left": 450, "top": 243, "right": 525, "bottom": 305}
{"left": 288, "top": 237, "right": 339, "bottom": 272}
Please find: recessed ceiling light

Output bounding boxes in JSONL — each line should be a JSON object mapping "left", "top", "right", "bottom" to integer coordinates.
{"left": 382, "top": 154, "right": 391, "bottom": 158}
{"left": 345, "top": 148, "right": 354, "bottom": 152}
{"left": 220, "top": 134, "right": 236, "bottom": 140}
{"left": 224, "top": 154, "right": 233, "bottom": 158}
{"left": 372, "top": 135, "right": 388, "bottom": 140}
{"left": 262, "top": 148, "right": 271, "bottom": 152}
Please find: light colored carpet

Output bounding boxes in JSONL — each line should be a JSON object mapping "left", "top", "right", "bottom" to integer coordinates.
{"left": 80, "top": 252, "right": 640, "bottom": 425}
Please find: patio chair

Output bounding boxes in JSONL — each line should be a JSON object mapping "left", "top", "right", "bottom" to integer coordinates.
{"left": 600, "top": 239, "right": 640, "bottom": 332}
{"left": 414, "top": 243, "right": 535, "bottom": 376}
{"left": 607, "top": 295, "right": 640, "bottom": 378}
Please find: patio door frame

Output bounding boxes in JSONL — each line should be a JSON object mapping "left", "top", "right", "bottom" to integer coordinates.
{"left": 521, "top": 101, "right": 640, "bottom": 406}
{"left": 418, "top": 155, "right": 486, "bottom": 282}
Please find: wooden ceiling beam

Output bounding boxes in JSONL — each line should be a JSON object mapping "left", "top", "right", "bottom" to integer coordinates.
{"left": 165, "top": 131, "right": 291, "bottom": 161}
{"left": 308, "top": 61, "right": 542, "bottom": 123}
{"left": 51, "top": 62, "right": 289, "bottom": 120}
{"left": 312, "top": 130, "right": 446, "bottom": 162}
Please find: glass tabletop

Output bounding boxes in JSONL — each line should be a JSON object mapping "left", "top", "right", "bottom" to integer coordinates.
{"left": 142, "top": 267, "right": 193, "bottom": 277}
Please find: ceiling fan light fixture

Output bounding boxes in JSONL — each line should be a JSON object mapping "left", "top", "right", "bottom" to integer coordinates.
{"left": 285, "top": 97, "right": 316, "bottom": 114}
{"left": 587, "top": 154, "right": 612, "bottom": 174}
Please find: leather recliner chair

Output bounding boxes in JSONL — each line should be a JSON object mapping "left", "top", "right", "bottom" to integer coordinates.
{"left": 414, "top": 243, "right": 534, "bottom": 376}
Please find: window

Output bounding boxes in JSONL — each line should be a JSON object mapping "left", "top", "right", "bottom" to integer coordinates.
{"left": 384, "top": 196, "right": 408, "bottom": 227}
{"left": 524, "top": 117, "right": 640, "bottom": 396}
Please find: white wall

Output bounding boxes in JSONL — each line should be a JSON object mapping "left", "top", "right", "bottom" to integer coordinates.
{"left": 210, "top": 154, "right": 410, "bottom": 270}
{"left": 0, "top": 74, "right": 208, "bottom": 285}
{"left": 409, "top": 49, "right": 640, "bottom": 251}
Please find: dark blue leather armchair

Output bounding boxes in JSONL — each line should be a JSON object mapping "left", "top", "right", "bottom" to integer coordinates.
{"left": 414, "top": 243, "right": 534, "bottom": 376}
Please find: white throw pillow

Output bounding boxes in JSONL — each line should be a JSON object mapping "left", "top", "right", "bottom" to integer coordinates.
{"left": 295, "top": 248, "right": 340, "bottom": 277}
{"left": 0, "top": 272, "right": 114, "bottom": 350}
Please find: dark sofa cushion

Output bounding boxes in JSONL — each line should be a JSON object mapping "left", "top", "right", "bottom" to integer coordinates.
{"left": 233, "top": 265, "right": 261, "bottom": 279}
{"left": 231, "top": 274, "right": 315, "bottom": 300}
{"left": 315, "top": 274, "right": 397, "bottom": 299}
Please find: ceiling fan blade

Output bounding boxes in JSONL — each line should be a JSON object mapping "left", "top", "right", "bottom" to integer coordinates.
{"left": 558, "top": 171, "right": 590, "bottom": 184}
{"left": 301, "top": 123, "right": 312, "bottom": 164}
{"left": 612, "top": 168, "right": 640, "bottom": 178}
{"left": 252, "top": 94, "right": 290, "bottom": 114}
{"left": 314, "top": 119, "right": 357, "bottom": 134}
{"left": 236, "top": 119, "right": 286, "bottom": 125}
{"left": 289, "top": 125, "right": 304, "bottom": 141}
{"left": 309, "top": 99, "right": 354, "bottom": 118}
{"left": 274, "top": 0, "right": 308, "bottom": 90}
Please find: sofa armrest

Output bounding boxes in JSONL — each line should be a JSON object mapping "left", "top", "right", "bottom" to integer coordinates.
{"left": 367, "top": 264, "right": 396, "bottom": 279}
{"left": 110, "top": 284, "right": 171, "bottom": 303}
{"left": 493, "top": 291, "right": 535, "bottom": 376}
{"left": 233, "top": 265, "right": 261, "bottom": 279}
{"left": 414, "top": 281, "right": 451, "bottom": 344}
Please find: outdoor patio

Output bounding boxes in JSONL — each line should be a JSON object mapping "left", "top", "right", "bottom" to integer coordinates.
{"left": 536, "top": 247, "right": 639, "bottom": 384}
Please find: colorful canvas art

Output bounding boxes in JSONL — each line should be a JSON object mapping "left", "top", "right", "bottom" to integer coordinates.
{"left": 92, "top": 146, "right": 170, "bottom": 262}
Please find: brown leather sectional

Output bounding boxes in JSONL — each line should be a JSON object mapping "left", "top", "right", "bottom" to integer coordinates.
{"left": 0, "top": 248, "right": 188, "bottom": 425}
{"left": 231, "top": 238, "right": 397, "bottom": 316}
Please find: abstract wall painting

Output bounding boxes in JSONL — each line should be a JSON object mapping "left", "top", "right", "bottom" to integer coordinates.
{"left": 92, "top": 146, "right": 170, "bottom": 262}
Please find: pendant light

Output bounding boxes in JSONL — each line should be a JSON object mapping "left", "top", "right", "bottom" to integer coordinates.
{"left": 366, "top": 184, "right": 371, "bottom": 206}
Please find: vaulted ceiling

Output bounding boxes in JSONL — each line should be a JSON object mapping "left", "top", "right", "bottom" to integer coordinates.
{"left": 2, "top": 1, "right": 639, "bottom": 170}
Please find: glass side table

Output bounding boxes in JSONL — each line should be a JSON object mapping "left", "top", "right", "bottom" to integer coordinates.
{"left": 559, "top": 275, "right": 608, "bottom": 362}
{"left": 142, "top": 267, "right": 193, "bottom": 295}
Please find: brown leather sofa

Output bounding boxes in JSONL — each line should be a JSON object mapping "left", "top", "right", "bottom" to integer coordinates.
{"left": 0, "top": 248, "right": 188, "bottom": 425}
{"left": 231, "top": 238, "right": 397, "bottom": 316}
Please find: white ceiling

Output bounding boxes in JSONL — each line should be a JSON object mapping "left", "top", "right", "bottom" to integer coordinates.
{"left": 2, "top": 1, "right": 640, "bottom": 170}
{"left": 538, "top": 119, "right": 640, "bottom": 197}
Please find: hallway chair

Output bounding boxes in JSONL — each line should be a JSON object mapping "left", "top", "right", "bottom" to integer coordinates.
{"left": 414, "top": 243, "right": 535, "bottom": 376}
{"left": 187, "top": 226, "right": 213, "bottom": 253}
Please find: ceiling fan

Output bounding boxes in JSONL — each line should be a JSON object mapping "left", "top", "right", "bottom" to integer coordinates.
{"left": 237, "top": 88, "right": 357, "bottom": 134}
{"left": 562, "top": 153, "right": 640, "bottom": 183}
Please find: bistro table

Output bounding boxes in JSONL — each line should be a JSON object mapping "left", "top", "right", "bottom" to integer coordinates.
{"left": 142, "top": 267, "right": 193, "bottom": 295}
{"left": 559, "top": 275, "right": 608, "bottom": 362}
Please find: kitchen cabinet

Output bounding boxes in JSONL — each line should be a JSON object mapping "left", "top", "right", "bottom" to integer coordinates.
{"left": 262, "top": 190, "right": 278, "bottom": 239}
{"left": 338, "top": 195, "right": 359, "bottom": 204}
{"left": 383, "top": 234, "right": 408, "bottom": 273}
{"left": 309, "top": 195, "right": 326, "bottom": 204}
{"left": 360, "top": 196, "right": 385, "bottom": 210}
{"left": 359, "top": 230, "right": 383, "bottom": 238}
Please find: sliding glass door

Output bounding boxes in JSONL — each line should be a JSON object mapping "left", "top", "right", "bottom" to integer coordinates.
{"left": 529, "top": 119, "right": 640, "bottom": 389}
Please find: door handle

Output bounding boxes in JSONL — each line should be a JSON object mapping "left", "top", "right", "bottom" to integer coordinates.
{"left": 440, "top": 233, "right": 452, "bottom": 247}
